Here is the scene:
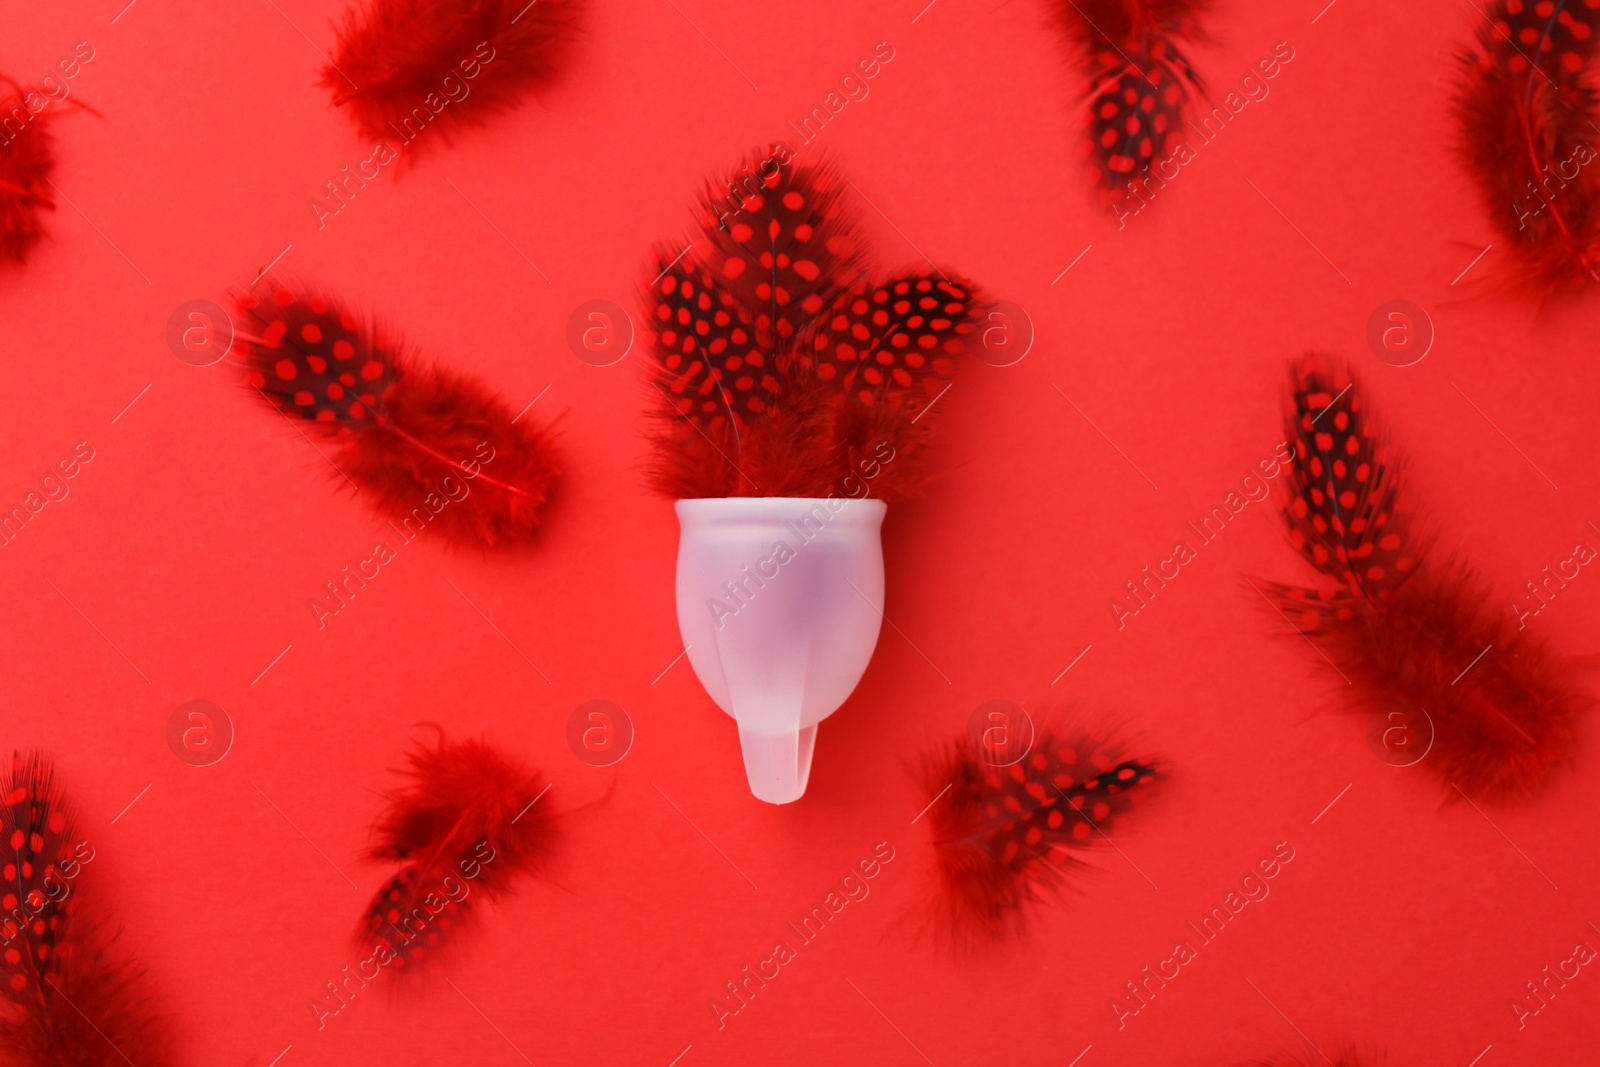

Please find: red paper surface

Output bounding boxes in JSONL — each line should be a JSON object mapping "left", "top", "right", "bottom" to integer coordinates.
{"left": 3, "top": 1, "right": 1598, "bottom": 1064}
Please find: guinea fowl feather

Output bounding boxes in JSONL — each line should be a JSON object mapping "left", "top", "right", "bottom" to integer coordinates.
{"left": 1253, "top": 356, "right": 1587, "bottom": 803}
{"left": 643, "top": 151, "right": 985, "bottom": 502}
{"left": 1453, "top": 0, "right": 1600, "bottom": 296}
{"left": 920, "top": 718, "right": 1161, "bottom": 941}
{"left": 0, "top": 754, "right": 172, "bottom": 1067}
{"left": 356, "top": 735, "right": 555, "bottom": 972}
{"left": 237, "top": 282, "right": 559, "bottom": 547}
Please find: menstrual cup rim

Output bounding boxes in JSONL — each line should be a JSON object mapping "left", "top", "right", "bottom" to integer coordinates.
{"left": 674, "top": 496, "right": 889, "bottom": 523}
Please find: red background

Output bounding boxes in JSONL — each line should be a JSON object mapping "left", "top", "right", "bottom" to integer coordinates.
{"left": 4, "top": 1, "right": 1599, "bottom": 1064}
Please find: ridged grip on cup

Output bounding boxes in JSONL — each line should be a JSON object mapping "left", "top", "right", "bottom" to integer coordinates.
{"left": 674, "top": 497, "right": 887, "bottom": 803}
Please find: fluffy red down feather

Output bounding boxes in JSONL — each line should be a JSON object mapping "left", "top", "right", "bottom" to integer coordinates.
{"left": 236, "top": 282, "right": 559, "bottom": 547}
{"left": 0, "top": 753, "right": 173, "bottom": 1067}
{"left": 0, "top": 77, "right": 56, "bottom": 268}
{"left": 321, "top": 0, "right": 582, "bottom": 147}
{"left": 1255, "top": 356, "right": 1588, "bottom": 803}
{"left": 644, "top": 151, "right": 985, "bottom": 502}
{"left": 356, "top": 734, "right": 555, "bottom": 972}
{"left": 919, "top": 716, "right": 1161, "bottom": 942}
{"left": 1453, "top": 0, "right": 1600, "bottom": 296}
{"left": 1049, "top": 0, "right": 1209, "bottom": 196}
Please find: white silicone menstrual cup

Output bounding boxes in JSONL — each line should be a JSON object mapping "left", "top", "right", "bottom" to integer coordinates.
{"left": 674, "top": 496, "right": 888, "bottom": 804}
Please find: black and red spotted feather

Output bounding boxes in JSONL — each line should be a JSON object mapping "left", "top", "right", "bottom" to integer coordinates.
{"left": 807, "top": 273, "right": 977, "bottom": 501}
{"left": 322, "top": 0, "right": 582, "bottom": 149}
{"left": 1050, "top": 0, "right": 1209, "bottom": 196}
{"left": 236, "top": 283, "right": 558, "bottom": 547}
{"left": 1253, "top": 356, "right": 1588, "bottom": 803}
{"left": 0, "top": 77, "right": 57, "bottom": 268}
{"left": 1453, "top": 0, "right": 1600, "bottom": 296}
{"left": 920, "top": 720, "right": 1161, "bottom": 940}
{"left": 644, "top": 152, "right": 984, "bottom": 501}
{"left": 0, "top": 754, "right": 172, "bottom": 1067}
{"left": 357, "top": 735, "right": 555, "bottom": 972}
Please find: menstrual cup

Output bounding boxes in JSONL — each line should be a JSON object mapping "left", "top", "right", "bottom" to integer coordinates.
{"left": 674, "top": 496, "right": 887, "bottom": 803}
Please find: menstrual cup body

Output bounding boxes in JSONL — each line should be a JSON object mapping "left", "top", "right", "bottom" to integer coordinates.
{"left": 674, "top": 497, "right": 887, "bottom": 803}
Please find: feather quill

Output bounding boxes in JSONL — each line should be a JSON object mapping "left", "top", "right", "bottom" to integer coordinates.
{"left": 1050, "top": 0, "right": 1209, "bottom": 196}
{"left": 0, "top": 77, "right": 56, "bottom": 268}
{"left": 919, "top": 717, "right": 1161, "bottom": 941}
{"left": 0, "top": 753, "right": 172, "bottom": 1067}
{"left": 356, "top": 734, "right": 554, "bottom": 972}
{"left": 1254, "top": 356, "right": 1587, "bottom": 803}
{"left": 236, "top": 282, "right": 559, "bottom": 547}
{"left": 1453, "top": 0, "right": 1600, "bottom": 295}
{"left": 321, "top": 0, "right": 582, "bottom": 148}
{"left": 644, "top": 151, "right": 984, "bottom": 501}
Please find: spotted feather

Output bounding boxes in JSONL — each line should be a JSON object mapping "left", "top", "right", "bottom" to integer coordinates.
{"left": 236, "top": 282, "right": 559, "bottom": 547}
{"left": 239, "top": 287, "right": 392, "bottom": 423}
{"left": 1053, "top": 0, "right": 1209, "bottom": 195}
{"left": 356, "top": 734, "right": 555, "bottom": 974}
{"left": 693, "top": 156, "right": 861, "bottom": 348}
{"left": 1453, "top": 0, "right": 1600, "bottom": 294}
{"left": 1, "top": 754, "right": 79, "bottom": 1004}
{"left": 643, "top": 154, "right": 987, "bottom": 501}
{"left": 1253, "top": 355, "right": 1589, "bottom": 803}
{"left": 921, "top": 721, "right": 1162, "bottom": 939}
{"left": 1280, "top": 361, "right": 1420, "bottom": 602}
{"left": 0, "top": 754, "right": 172, "bottom": 1067}
{"left": 646, "top": 250, "right": 771, "bottom": 431}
